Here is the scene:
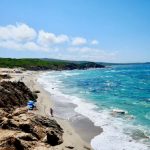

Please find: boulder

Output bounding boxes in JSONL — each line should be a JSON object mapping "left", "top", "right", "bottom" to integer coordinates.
{"left": 0, "top": 108, "right": 64, "bottom": 148}
{"left": 112, "top": 109, "right": 127, "bottom": 115}
{"left": 46, "top": 129, "right": 63, "bottom": 146}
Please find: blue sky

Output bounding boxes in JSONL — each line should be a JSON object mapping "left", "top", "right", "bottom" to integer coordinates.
{"left": 0, "top": 0, "right": 149, "bottom": 62}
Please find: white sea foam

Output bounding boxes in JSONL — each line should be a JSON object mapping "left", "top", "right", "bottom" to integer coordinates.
{"left": 62, "top": 71, "right": 81, "bottom": 77}
{"left": 38, "top": 72, "right": 149, "bottom": 150}
{"left": 145, "top": 112, "right": 150, "bottom": 120}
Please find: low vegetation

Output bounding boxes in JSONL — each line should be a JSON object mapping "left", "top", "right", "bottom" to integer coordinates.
{"left": 0, "top": 58, "right": 105, "bottom": 70}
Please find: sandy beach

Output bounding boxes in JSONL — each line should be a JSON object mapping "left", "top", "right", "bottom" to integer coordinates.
{"left": 26, "top": 71, "right": 92, "bottom": 150}
{"left": 0, "top": 67, "right": 149, "bottom": 150}
{"left": 1, "top": 68, "right": 100, "bottom": 150}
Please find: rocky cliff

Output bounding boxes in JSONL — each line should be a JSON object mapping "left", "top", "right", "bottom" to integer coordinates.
{"left": 0, "top": 81, "right": 37, "bottom": 112}
{"left": 0, "top": 81, "right": 64, "bottom": 150}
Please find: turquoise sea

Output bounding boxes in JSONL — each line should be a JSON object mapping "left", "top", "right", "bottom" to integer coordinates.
{"left": 38, "top": 64, "right": 150, "bottom": 150}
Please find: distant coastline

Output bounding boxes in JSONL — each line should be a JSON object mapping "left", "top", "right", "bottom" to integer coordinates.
{"left": 0, "top": 57, "right": 149, "bottom": 71}
{"left": 0, "top": 58, "right": 105, "bottom": 71}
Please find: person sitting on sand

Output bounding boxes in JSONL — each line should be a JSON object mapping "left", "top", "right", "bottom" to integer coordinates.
{"left": 50, "top": 108, "right": 54, "bottom": 117}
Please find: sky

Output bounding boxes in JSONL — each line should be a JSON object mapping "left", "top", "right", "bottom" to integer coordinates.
{"left": 0, "top": 0, "right": 149, "bottom": 63}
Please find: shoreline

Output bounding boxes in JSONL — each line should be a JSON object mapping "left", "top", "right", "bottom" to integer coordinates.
{"left": 50, "top": 92, "right": 102, "bottom": 143}
{"left": 35, "top": 70, "right": 150, "bottom": 150}
{"left": 21, "top": 70, "right": 95, "bottom": 149}
{"left": 36, "top": 71, "right": 102, "bottom": 143}
{"left": 1, "top": 68, "right": 149, "bottom": 150}
{"left": 0, "top": 68, "right": 94, "bottom": 149}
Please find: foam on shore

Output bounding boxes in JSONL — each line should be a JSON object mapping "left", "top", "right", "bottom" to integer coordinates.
{"left": 38, "top": 72, "right": 149, "bottom": 150}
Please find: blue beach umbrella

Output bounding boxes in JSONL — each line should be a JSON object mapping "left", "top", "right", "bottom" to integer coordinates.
{"left": 28, "top": 100, "right": 34, "bottom": 104}
{"left": 27, "top": 100, "right": 35, "bottom": 109}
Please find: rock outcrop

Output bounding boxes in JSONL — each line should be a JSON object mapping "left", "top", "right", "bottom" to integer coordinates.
{"left": 0, "top": 81, "right": 37, "bottom": 112}
{"left": 0, "top": 81, "right": 64, "bottom": 149}
{"left": 0, "top": 108, "right": 63, "bottom": 149}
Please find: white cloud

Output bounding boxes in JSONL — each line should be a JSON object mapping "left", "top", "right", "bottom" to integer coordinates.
{"left": 69, "top": 46, "right": 92, "bottom": 53}
{"left": 38, "top": 30, "right": 69, "bottom": 46}
{"left": 67, "top": 46, "right": 117, "bottom": 61}
{"left": 91, "top": 40, "right": 99, "bottom": 45}
{"left": 0, "top": 23, "right": 37, "bottom": 42}
{"left": 0, "top": 40, "right": 22, "bottom": 50}
{"left": 0, "top": 23, "right": 118, "bottom": 62}
{"left": 0, "top": 40, "right": 48, "bottom": 51}
{"left": 56, "top": 34, "right": 69, "bottom": 43}
{"left": 72, "top": 37, "right": 87, "bottom": 46}
{"left": 23, "top": 42, "right": 48, "bottom": 51}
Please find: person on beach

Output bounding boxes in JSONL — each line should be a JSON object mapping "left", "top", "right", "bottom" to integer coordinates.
{"left": 50, "top": 108, "right": 54, "bottom": 117}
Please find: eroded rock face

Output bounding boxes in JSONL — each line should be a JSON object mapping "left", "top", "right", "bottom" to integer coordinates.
{"left": 0, "top": 81, "right": 63, "bottom": 149}
{"left": 0, "top": 108, "right": 63, "bottom": 150}
{"left": 0, "top": 132, "right": 37, "bottom": 150}
{"left": 46, "top": 130, "right": 63, "bottom": 146}
{"left": 0, "top": 136, "right": 25, "bottom": 150}
{"left": 0, "top": 109, "right": 8, "bottom": 117}
{"left": 0, "top": 81, "right": 37, "bottom": 111}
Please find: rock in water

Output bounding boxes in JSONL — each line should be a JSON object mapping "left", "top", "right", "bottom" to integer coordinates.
{"left": 112, "top": 109, "right": 127, "bottom": 115}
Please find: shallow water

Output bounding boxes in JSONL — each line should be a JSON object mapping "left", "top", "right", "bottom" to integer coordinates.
{"left": 38, "top": 64, "right": 150, "bottom": 150}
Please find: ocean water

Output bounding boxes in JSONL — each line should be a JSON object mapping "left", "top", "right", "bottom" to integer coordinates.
{"left": 38, "top": 64, "right": 150, "bottom": 150}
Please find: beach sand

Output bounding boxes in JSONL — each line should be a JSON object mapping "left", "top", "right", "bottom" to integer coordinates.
{"left": 0, "top": 68, "right": 102, "bottom": 150}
